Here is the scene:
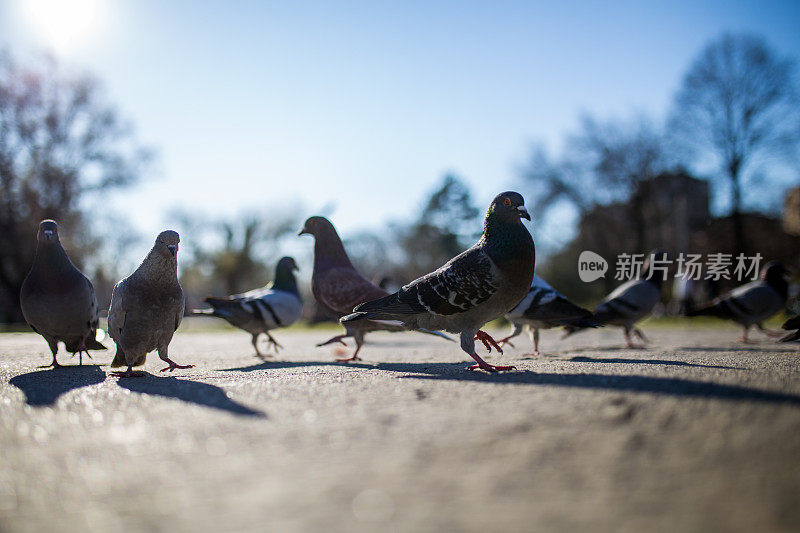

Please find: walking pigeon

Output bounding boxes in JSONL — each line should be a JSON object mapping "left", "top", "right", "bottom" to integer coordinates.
{"left": 780, "top": 315, "right": 800, "bottom": 343}
{"left": 19, "top": 220, "right": 106, "bottom": 367}
{"left": 193, "top": 256, "right": 303, "bottom": 356}
{"left": 299, "top": 216, "right": 452, "bottom": 362}
{"left": 564, "top": 250, "right": 668, "bottom": 348}
{"left": 499, "top": 274, "right": 597, "bottom": 355}
{"left": 108, "top": 230, "right": 192, "bottom": 376}
{"left": 341, "top": 192, "right": 535, "bottom": 372}
{"left": 687, "top": 261, "right": 789, "bottom": 342}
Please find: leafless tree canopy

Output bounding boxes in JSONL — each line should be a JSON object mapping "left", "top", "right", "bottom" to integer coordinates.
{"left": 669, "top": 33, "right": 800, "bottom": 253}
{"left": 0, "top": 51, "right": 151, "bottom": 321}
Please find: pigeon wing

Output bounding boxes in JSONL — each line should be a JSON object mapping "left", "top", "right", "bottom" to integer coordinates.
{"left": 594, "top": 279, "right": 659, "bottom": 322}
{"left": 315, "top": 266, "right": 388, "bottom": 316}
{"left": 357, "top": 247, "right": 498, "bottom": 317}
{"left": 719, "top": 282, "right": 783, "bottom": 320}
{"left": 107, "top": 278, "right": 128, "bottom": 340}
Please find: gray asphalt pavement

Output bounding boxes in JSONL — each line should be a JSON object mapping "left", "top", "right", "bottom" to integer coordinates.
{"left": 1, "top": 322, "right": 799, "bottom": 532}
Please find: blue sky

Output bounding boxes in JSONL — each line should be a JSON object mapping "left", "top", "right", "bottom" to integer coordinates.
{"left": 2, "top": 0, "right": 799, "bottom": 260}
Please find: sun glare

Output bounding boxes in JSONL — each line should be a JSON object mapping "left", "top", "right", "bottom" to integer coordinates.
{"left": 21, "top": 0, "right": 105, "bottom": 53}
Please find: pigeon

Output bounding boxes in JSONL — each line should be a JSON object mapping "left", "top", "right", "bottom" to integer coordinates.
{"left": 687, "top": 261, "right": 789, "bottom": 342}
{"left": 108, "top": 230, "right": 192, "bottom": 376}
{"left": 341, "top": 192, "right": 534, "bottom": 372}
{"left": 19, "top": 219, "right": 106, "bottom": 367}
{"left": 193, "top": 256, "right": 303, "bottom": 356}
{"left": 299, "top": 216, "right": 452, "bottom": 362}
{"left": 499, "top": 274, "right": 597, "bottom": 355}
{"left": 780, "top": 315, "right": 800, "bottom": 343}
{"left": 564, "top": 250, "right": 668, "bottom": 348}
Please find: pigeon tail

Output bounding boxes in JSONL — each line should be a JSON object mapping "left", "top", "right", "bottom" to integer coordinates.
{"left": 780, "top": 330, "right": 800, "bottom": 342}
{"left": 561, "top": 316, "right": 602, "bottom": 329}
{"left": 685, "top": 302, "right": 732, "bottom": 319}
{"left": 65, "top": 336, "right": 107, "bottom": 352}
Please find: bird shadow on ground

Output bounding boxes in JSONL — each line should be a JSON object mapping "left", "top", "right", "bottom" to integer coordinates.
{"left": 9, "top": 365, "right": 106, "bottom": 407}
{"left": 677, "top": 346, "right": 799, "bottom": 354}
{"left": 222, "top": 359, "right": 800, "bottom": 405}
{"left": 116, "top": 374, "right": 265, "bottom": 417}
{"left": 566, "top": 356, "right": 739, "bottom": 370}
{"left": 565, "top": 345, "right": 653, "bottom": 354}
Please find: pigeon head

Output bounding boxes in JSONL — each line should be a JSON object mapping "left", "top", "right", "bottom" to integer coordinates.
{"left": 274, "top": 256, "right": 300, "bottom": 295}
{"left": 154, "top": 230, "right": 180, "bottom": 259}
{"left": 762, "top": 261, "right": 789, "bottom": 287}
{"left": 276, "top": 256, "right": 299, "bottom": 273}
{"left": 486, "top": 192, "right": 530, "bottom": 224}
{"left": 298, "top": 216, "right": 337, "bottom": 238}
{"left": 298, "top": 216, "right": 353, "bottom": 269}
{"left": 37, "top": 219, "right": 60, "bottom": 244}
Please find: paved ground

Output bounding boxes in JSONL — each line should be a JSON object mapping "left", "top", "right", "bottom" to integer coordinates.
{"left": 1, "top": 321, "right": 799, "bottom": 533}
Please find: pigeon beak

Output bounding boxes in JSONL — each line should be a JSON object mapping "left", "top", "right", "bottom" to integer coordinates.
{"left": 167, "top": 244, "right": 178, "bottom": 257}
{"left": 43, "top": 230, "right": 54, "bottom": 240}
{"left": 517, "top": 206, "right": 531, "bottom": 221}
{"left": 298, "top": 226, "right": 309, "bottom": 236}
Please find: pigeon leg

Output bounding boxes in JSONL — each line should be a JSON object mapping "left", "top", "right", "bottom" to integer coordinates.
{"left": 38, "top": 339, "right": 61, "bottom": 368}
{"left": 74, "top": 338, "right": 94, "bottom": 365}
{"left": 251, "top": 333, "right": 267, "bottom": 358}
{"left": 466, "top": 352, "right": 516, "bottom": 372}
{"left": 111, "top": 366, "right": 141, "bottom": 378}
{"left": 336, "top": 332, "right": 364, "bottom": 362}
{"left": 475, "top": 330, "right": 504, "bottom": 354}
{"left": 523, "top": 328, "right": 541, "bottom": 357}
{"left": 158, "top": 346, "right": 195, "bottom": 372}
{"left": 497, "top": 323, "right": 523, "bottom": 348}
{"left": 633, "top": 328, "right": 649, "bottom": 344}
{"left": 39, "top": 353, "right": 61, "bottom": 369}
{"left": 739, "top": 326, "right": 751, "bottom": 343}
{"left": 623, "top": 327, "right": 644, "bottom": 349}
{"left": 756, "top": 323, "right": 784, "bottom": 338}
{"left": 264, "top": 331, "right": 284, "bottom": 353}
{"left": 317, "top": 334, "right": 349, "bottom": 348}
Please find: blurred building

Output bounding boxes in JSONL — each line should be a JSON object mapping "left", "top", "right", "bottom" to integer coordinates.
{"left": 784, "top": 186, "right": 800, "bottom": 236}
{"left": 540, "top": 171, "right": 800, "bottom": 304}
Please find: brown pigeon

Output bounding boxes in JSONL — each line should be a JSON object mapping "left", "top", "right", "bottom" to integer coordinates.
{"left": 20, "top": 219, "right": 106, "bottom": 368}
{"left": 342, "top": 192, "right": 535, "bottom": 372}
{"left": 299, "top": 216, "right": 451, "bottom": 362}
{"left": 108, "top": 230, "right": 192, "bottom": 376}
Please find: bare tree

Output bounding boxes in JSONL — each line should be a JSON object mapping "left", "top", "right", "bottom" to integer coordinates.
{"left": 521, "top": 114, "right": 672, "bottom": 251}
{"left": 669, "top": 33, "right": 800, "bottom": 254}
{"left": 343, "top": 174, "right": 482, "bottom": 285}
{"left": 0, "top": 51, "right": 151, "bottom": 322}
{"left": 173, "top": 208, "right": 302, "bottom": 308}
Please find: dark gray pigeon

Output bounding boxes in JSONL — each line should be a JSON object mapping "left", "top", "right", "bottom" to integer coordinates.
{"left": 500, "top": 274, "right": 597, "bottom": 355}
{"left": 108, "top": 230, "right": 192, "bottom": 376}
{"left": 20, "top": 219, "right": 106, "bottom": 367}
{"left": 687, "top": 261, "right": 789, "bottom": 342}
{"left": 780, "top": 315, "right": 800, "bottom": 343}
{"left": 341, "top": 192, "right": 534, "bottom": 372}
{"left": 193, "top": 256, "right": 303, "bottom": 356}
{"left": 564, "top": 250, "right": 668, "bottom": 348}
{"left": 299, "top": 216, "right": 451, "bottom": 362}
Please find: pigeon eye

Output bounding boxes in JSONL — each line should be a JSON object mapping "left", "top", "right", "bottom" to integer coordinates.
{"left": 503, "top": 198, "right": 511, "bottom": 206}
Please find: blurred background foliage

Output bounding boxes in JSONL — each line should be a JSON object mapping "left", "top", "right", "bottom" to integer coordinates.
{"left": 1, "top": 32, "right": 799, "bottom": 323}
